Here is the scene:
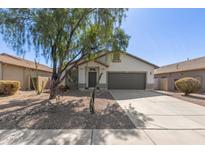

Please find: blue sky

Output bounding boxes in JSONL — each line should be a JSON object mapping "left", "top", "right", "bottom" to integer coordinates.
{"left": 1, "top": 8, "right": 205, "bottom": 67}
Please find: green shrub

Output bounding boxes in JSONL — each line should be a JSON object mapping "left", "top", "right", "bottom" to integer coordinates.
{"left": 0, "top": 80, "right": 20, "bottom": 95}
{"left": 175, "top": 77, "right": 201, "bottom": 96}
{"left": 31, "top": 77, "right": 45, "bottom": 95}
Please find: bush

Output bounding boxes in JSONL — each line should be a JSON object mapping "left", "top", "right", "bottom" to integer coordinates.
{"left": 31, "top": 77, "right": 45, "bottom": 95}
{"left": 175, "top": 77, "right": 201, "bottom": 96}
{"left": 0, "top": 80, "right": 20, "bottom": 95}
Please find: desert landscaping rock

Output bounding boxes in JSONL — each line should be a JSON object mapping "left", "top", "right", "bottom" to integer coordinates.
{"left": 154, "top": 90, "right": 205, "bottom": 107}
{"left": 0, "top": 90, "right": 135, "bottom": 129}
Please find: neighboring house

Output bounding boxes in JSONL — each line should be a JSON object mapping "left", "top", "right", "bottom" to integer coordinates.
{"left": 0, "top": 53, "right": 52, "bottom": 90}
{"left": 154, "top": 56, "right": 205, "bottom": 92}
{"left": 64, "top": 50, "right": 158, "bottom": 90}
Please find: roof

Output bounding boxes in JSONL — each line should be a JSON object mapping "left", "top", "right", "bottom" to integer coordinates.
{"left": 78, "top": 60, "right": 109, "bottom": 67}
{"left": 77, "top": 50, "right": 158, "bottom": 68}
{"left": 0, "top": 53, "right": 52, "bottom": 73}
{"left": 122, "top": 51, "right": 159, "bottom": 68}
{"left": 154, "top": 56, "right": 205, "bottom": 75}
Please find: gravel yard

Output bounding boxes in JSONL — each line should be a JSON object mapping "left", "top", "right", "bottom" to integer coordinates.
{"left": 154, "top": 90, "right": 205, "bottom": 107}
{"left": 0, "top": 90, "right": 135, "bottom": 129}
{"left": 172, "top": 93, "right": 205, "bottom": 107}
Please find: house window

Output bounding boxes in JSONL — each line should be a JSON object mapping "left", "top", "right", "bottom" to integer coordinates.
{"left": 112, "top": 52, "right": 121, "bottom": 62}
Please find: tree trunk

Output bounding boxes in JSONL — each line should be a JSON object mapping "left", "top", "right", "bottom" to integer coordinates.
{"left": 89, "top": 88, "right": 95, "bottom": 114}
{"left": 49, "top": 80, "right": 57, "bottom": 99}
{"left": 184, "top": 92, "right": 189, "bottom": 96}
{"left": 50, "top": 45, "right": 58, "bottom": 99}
{"left": 89, "top": 73, "right": 103, "bottom": 114}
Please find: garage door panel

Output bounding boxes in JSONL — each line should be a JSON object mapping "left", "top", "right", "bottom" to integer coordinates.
{"left": 108, "top": 72, "right": 146, "bottom": 89}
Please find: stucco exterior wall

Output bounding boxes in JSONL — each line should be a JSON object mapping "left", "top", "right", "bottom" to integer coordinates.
{"left": 155, "top": 69, "right": 205, "bottom": 92}
{"left": 106, "top": 53, "right": 155, "bottom": 85}
{"left": 77, "top": 52, "right": 155, "bottom": 89}
{"left": 154, "top": 78, "right": 169, "bottom": 91}
{"left": 78, "top": 61, "right": 107, "bottom": 88}
{"left": 1, "top": 63, "right": 52, "bottom": 90}
{"left": 2, "top": 64, "right": 25, "bottom": 89}
{"left": 24, "top": 68, "right": 52, "bottom": 90}
{"left": 38, "top": 76, "right": 51, "bottom": 89}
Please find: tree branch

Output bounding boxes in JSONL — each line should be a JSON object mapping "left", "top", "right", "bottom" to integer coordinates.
{"left": 59, "top": 49, "right": 83, "bottom": 75}
{"left": 65, "top": 8, "right": 96, "bottom": 53}
{"left": 59, "top": 53, "right": 87, "bottom": 83}
{"left": 58, "top": 9, "right": 96, "bottom": 74}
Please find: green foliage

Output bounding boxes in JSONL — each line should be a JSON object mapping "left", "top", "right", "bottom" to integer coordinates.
{"left": 31, "top": 77, "right": 45, "bottom": 95}
{"left": 0, "top": 8, "right": 129, "bottom": 98}
{"left": 0, "top": 8, "right": 129, "bottom": 62}
{"left": 175, "top": 77, "right": 201, "bottom": 96}
{"left": 0, "top": 80, "right": 20, "bottom": 95}
{"left": 30, "top": 60, "right": 45, "bottom": 95}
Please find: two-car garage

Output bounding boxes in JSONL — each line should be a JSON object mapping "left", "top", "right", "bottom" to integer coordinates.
{"left": 77, "top": 51, "right": 157, "bottom": 90}
{"left": 107, "top": 72, "right": 146, "bottom": 90}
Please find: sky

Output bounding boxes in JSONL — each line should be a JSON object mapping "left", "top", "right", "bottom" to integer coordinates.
{"left": 0, "top": 8, "right": 205, "bottom": 67}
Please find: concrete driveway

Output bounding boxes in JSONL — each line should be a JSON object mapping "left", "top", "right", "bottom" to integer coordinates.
{"left": 110, "top": 90, "right": 205, "bottom": 144}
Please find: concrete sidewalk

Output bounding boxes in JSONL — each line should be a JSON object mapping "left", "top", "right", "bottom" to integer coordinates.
{"left": 0, "top": 129, "right": 205, "bottom": 145}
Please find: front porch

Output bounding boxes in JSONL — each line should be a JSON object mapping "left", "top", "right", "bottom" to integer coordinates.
{"left": 66, "top": 61, "right": 108, "bottom": 90}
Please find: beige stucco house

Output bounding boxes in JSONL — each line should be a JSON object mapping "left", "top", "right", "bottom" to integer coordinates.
{"left": 154, "top": 56, "right": 205, "bottom": 92}
{"left": 64, "top": 50, "right": 158, "bottom": 90}
{"left": 0, "top": 53, "right": 52, "bottom": 90}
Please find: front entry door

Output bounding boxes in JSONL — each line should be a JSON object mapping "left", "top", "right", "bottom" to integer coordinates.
{"left": 88, "top": 72, "right": 97, "bottom": 87}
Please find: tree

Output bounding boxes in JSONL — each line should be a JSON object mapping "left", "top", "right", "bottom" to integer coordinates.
{"left": 89, "top": 72, "right": 103, "bottom": 114}
{"left": 0, "top": 8, "right": 129, "bottom": 99}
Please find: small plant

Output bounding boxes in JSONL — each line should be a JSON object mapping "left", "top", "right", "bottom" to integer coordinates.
{"left": 30, "top": 60, "right": 46, "bottom": 95}
{"left": 0, "top": 80, "right": 20, "bottom": 95}
{"left": 89, "top": 73, "right": 103, "bottom": 114}
{"left": 175, "top": 77, "right": 201, "bottom": 96}
{"left": 31, "top": 77, "right": 45, "bottom": 95}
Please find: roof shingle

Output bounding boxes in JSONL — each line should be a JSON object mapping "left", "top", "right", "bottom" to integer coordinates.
{"left": 154, "top": 56, "right": 205, "bottom": 75}
{"left": 0, "top": 53, "right": 52, "bottom": 73}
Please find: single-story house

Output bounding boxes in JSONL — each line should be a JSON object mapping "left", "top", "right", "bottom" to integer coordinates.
{"left": 154, "top": 56, "right": 205, "bottom": 92}
{"left": 64, "top": 50, "right": 158, "bottom": 90}
{"left": 0, "top": 53, "right": 52, "bottom": 90}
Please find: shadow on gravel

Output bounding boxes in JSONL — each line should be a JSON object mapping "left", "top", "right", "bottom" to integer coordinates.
{"left": 0, "top": 98, "right": 43, "bottom": 110}
{"left": 0, "top": 91, "right": 143, "bottom": 129}
{"left": 0, "top": 90, "right": 155, "bottom": 144}
{"left": 0, "top": 100, "right": 135, "bottom": 129}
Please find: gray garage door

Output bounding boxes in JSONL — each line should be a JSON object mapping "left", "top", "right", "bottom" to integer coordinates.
{"left": 108, "top": 72, "right": 146, "bottom": 89}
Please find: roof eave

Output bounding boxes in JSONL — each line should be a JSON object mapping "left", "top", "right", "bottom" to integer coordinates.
{"left": 154, "top": 67, "right": 205, "bottom": 75}
{"left": 0, "top": 61, "right": 52, "bottom": 73}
